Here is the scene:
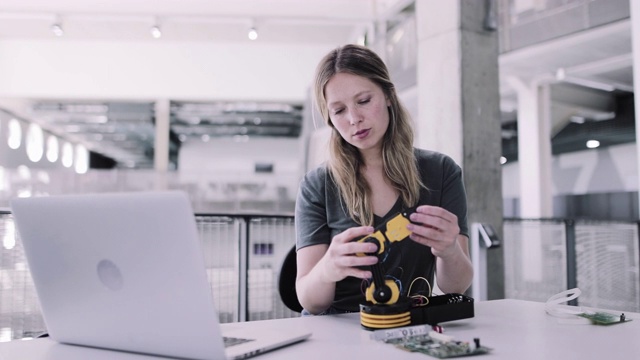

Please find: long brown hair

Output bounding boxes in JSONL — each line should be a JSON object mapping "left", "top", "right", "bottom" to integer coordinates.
{"left": 313, "top": 44, "right": 423, "bottom": 225}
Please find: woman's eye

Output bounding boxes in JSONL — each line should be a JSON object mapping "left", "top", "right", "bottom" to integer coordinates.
{"left": 333, "top": 108, "right": 344, "bottom": 115}
{"left": 358, "top": 98, "right": 371, "bottom": 105}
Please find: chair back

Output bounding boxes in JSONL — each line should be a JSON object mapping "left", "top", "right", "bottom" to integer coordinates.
{"left": 278, "top": 245, "right": 303, "bottom": 313}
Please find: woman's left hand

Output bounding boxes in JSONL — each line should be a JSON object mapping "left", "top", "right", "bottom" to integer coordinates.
{"left": 406, "top": 205, "right": 461, "bottom": 259}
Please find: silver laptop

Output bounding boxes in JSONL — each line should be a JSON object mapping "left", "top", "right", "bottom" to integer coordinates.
{"left": 10, "top": 191, "right": 311, "bottom": 360}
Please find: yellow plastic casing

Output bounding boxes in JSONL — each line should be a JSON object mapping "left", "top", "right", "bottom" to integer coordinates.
{"left": 384, "top": 213, "right": 411, "bottom": 242}
{"left": 355, "top": 230, "right": 386, "bottom": 257}
{"left": 365, "top": 279, "right": 401, "bottom": 305}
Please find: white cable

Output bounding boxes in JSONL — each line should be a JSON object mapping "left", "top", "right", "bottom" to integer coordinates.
{"left": 545, "top": 288, "right": 591, "bottom": 324}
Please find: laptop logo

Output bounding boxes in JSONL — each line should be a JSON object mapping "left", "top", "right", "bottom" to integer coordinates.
{"left": 97, "top": 259, "right": 124, "bottom": 291}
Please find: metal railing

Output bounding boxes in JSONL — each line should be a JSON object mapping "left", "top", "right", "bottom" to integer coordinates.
{"left": 2, "top": 213, "right": 639, "bottom": 342}
{"left": 503, "top": 218, "right": 640, "bottom": 312}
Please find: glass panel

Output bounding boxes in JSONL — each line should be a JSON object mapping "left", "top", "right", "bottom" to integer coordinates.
{"left": 247, "top": 217, "right": 299, "bottom": 321}
{"left": 503, "top": 219, "right": 568, "bottom": 302}
{"left": 575, "top": 221, "right": 640, "bottom": 312}
{"left": 0, "top": 215, "right": 46, "bottom": 341}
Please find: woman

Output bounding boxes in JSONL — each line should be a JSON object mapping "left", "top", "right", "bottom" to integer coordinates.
{"left": 295, "top": 44, "right": 473, "bottom": 315}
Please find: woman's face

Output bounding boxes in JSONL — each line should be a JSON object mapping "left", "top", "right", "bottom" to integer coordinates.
{"left": 324, "top": 72, "right": 390, "bottom": 154}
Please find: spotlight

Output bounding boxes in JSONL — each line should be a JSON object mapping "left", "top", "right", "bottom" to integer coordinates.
{"left": 150, "top": 17, "right": 162, "bottom": 39}
{"left": 51, "top": 23, "right": 64, "bottom": 37}
{"left": 586, "top": 140, "right": 600, "bottom": 149}
{"left": 50, "top": 14, "right": 64, "bottom": 37}
{"left": 248, "top": 27, "right": 258, "bottom": 40}
{"left": 150, "top": 25, "right": 162, "bottom": 39}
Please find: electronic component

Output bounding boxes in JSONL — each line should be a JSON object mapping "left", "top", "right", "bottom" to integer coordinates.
{"left": 372, "top": 327, "right": 491, "bottom": 358}
{"left": 408, "top": 293, "right": 475, "bottom": 327}
{"left": 360, "top": 294, "right": 475, "bottom": 330}
{"left": 578, "top": 311, "right": 633, "bottom": 325}
{"left": 354, "top": 209, "right": 475, "bottom": 331}
{"left": 370, "top": 324, "right": 431, "bottom": 341}
{"left": 546, "top": 288, "right": 633, "bottom": 326}
{"left": 360, "top": 300, "right": 412, "bottom": 329}
{"left": 354, "top": 210, "right": 413, "bottom": 305}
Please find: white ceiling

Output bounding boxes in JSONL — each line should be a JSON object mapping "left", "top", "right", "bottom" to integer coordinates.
{"left": 499, "top": 18, "right": 633, "bottom": 135}
{"left": 0, "top": 0, "right": 411, "bottom": 168}
{"left": 0, "top": 0, "right": 405, "bottom": 43}
{"left": 500, "top": 19, "right": 633, "bottom": 95}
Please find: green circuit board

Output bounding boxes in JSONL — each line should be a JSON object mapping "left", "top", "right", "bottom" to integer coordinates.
{"left": 384, "top": 334, "right": 491, "bottom": 358}
{"left": 578, "top": 311, "right": 632, "bottom": 325}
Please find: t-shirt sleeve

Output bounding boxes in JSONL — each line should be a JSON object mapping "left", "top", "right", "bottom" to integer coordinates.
{"left": 294, "top": 168, "right": 332, "bottom": 250}
{"left": 416, "top": 150, "right": 470, "bottom": 239}
{"left": 440, "top": 156, "right": 470, "bottom": 238}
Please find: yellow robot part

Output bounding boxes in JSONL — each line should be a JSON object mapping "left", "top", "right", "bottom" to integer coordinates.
{"left": 360, "top": 311, "right": 411, "bottom": 329}
{"left": 355, "top": 230, "right": 386, "bottom": 257}
{"left": 365, "top": 279, "right": 400, "bottom": 305}
{"left": 385, "top": 213, "right": 411, "bottom": 242}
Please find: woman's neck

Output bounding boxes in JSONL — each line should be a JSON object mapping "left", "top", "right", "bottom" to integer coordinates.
{"left": 359, "top": 147, "right": 383, "bottom": 169}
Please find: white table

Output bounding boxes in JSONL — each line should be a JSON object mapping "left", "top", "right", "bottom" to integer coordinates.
{"left": 0, "top": 299, "right": 638, "bottom": 359}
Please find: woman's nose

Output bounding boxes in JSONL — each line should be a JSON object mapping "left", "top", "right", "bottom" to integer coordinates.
{"left": 348, "top": 108, "right": 362, "bottom": 125}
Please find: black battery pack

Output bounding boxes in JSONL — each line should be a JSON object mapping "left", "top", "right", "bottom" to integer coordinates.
{"left": 410, "top": 293, "right": 475, "bottom": 326}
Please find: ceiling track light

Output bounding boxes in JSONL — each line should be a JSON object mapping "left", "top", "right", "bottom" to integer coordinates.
{"left": 248, "top": 27, "right": 258, "bottom": 40}
{"left": 586, "top": 139, "right": 600, "bottom": 149}
{"left": 150, "top": 17, "right": 162, "bottom": 39}
{"left": 150, "top": 25, "right": 162, "bottom": 39}
{"left": 248, "top": 20, "right": 258, "bottom": 40}
{"left": 51, "top": 15, "right": 64, "bottom": 37}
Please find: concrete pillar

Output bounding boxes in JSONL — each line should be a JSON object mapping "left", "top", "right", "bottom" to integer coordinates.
{"left": 507, "top": 77, "right": 553, "bottom": 218}
{"left": 416, "top": 0, "right": 504, "bottom": 299}
{"left": 630, "top": 1, "right": 640, "bottom": 211}
{"left": 154, "top": 99, "right": 170, "bottom": 189}
{"left": 504, "top": 76, "right": 553, "bottom": 287}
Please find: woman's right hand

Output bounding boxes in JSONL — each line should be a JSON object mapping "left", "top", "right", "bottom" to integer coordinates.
{"left": 316, "top": 226, "right": 380, "bottom": 283}
{"left": 296, "top": 226, "right": 380, "bottom": 314}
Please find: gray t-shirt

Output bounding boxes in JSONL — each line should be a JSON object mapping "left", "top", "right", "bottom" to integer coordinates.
{"left": 295, "top": 148, "right": 469, "bottom": 312}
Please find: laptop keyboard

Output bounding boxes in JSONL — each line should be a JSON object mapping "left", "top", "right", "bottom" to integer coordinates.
{"left": 223, "top": 336, "right": 255, "bottom": 348}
